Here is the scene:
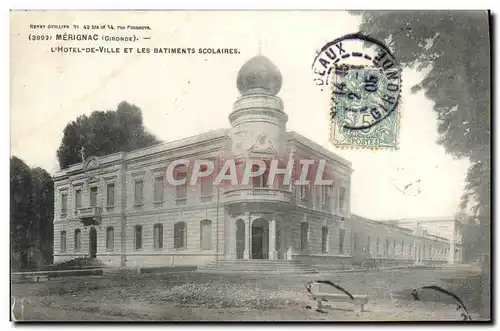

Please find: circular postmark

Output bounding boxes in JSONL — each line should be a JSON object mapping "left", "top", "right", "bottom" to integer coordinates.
{"left": 312, "top": 33, "right": 402, "bottom": 131}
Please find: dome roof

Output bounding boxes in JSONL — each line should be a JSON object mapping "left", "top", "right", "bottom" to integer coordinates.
{"left": 236, "top": 55, "right": 282, "bottom": 96}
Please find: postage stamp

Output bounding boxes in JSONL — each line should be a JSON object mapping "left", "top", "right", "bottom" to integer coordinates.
{"left": 312, "top": 33, "right": 402, "bottom": 149}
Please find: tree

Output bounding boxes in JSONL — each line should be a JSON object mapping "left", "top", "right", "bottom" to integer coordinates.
{"left": 353, "top": 11, "right": 490, "bottom": 318}
{"left": 10, "top": 157, "right": 34, "bottom": 269}
{"left": 31, "top": 167, "right": 54, "bottom": 265}
{"left": 10, "top": 157, "right": 54, "bottom": 270}
{"left": 56, "top": 101, "right": 161, "bottom": 169}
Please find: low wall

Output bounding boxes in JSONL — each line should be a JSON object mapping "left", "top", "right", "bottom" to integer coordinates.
{"left": 293, "top": 254, "right": 446, "bottom": 271}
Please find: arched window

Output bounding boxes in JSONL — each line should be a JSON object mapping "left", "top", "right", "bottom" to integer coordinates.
{"left": 200, "top": 220, "right": 212, "bottom": 250}
{"left": 321, "top": 226, "right": 328, "bottom": 253}
{"left": 60, "top": 231, "right": 67, "bottom": 252}
{"left": 74, "top": 229, "right": 81, "bottom": 251}
{"left": 154, "top": 224, "right": 163, "bottom": 249}
{"left": 174, "top": 222, "right": 187, "bottom": 248}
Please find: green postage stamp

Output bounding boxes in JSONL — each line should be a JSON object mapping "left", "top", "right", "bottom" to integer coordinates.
{"left": 330, "top": 63, "right": 401, "bottom": 149}
{"left": 330, "top": 64, "right": 401, "bottom": 149}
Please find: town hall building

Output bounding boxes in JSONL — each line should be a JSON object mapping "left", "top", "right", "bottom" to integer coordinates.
{"left": 52, "top": 55, "right": 459, "bottom": 269}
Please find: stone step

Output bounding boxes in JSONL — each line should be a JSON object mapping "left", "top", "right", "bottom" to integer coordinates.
{"left": 198, "top": 260, "right": 318, "bottom": 274}
{"left": 213, "top": 260, "right": 306, "bottom": 264}
{"left": 199, "top": 270, "right": 318, "bottom": 275}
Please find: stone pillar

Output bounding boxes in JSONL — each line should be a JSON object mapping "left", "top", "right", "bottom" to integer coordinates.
{"left": 231, "top": 219, "right": 237, "bottom": 260}
{"left": 269, "top": 219, "right": 277, "bottom": 260}
{"left": 244, "top": 216, "right": 250, "bottom": 260}
{"left": 280, "top": 224, "right": 285, "bottom": 259}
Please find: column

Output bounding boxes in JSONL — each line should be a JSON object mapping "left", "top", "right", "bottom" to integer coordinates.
{"left": 286, "top": 224, "right": 293, "bottom": 261}
{"left": 231, "top": 218, "right": 237, "bottom": 260}
{"left": 269, "top": 219, "right": 277, "bottom": 260}
{"left": 280, "top": 223, "right": 285, "bottom": 259}
{"left": 244, "top": 216, "right": 250, "bottom": 260}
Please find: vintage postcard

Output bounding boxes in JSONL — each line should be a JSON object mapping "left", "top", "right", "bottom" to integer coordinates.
{"left": 10, "top": 10, "right": 491, "bottom": 322}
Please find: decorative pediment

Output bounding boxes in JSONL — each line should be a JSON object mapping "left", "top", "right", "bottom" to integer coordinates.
{"left": 248, "top": 132, "right": 278, "bottom": 156}
{"left": 84, "top": 156, "right": 100, "bottom": 172}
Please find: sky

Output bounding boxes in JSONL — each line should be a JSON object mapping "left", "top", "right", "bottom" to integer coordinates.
{"left": 10, "top": 10, "right": 471, "bottom": 220}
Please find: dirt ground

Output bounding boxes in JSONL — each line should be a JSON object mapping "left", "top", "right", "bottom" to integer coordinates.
{"left": 11, "top": 266, "right": 484, "bottom": 321}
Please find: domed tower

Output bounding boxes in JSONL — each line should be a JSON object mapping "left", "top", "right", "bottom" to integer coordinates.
{"left": 229, "top": 55, "right": 288, "bottom": 160}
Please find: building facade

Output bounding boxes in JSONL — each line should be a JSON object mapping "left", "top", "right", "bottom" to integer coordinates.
{"left": 52, "top": 55, "right": 453, "bottom": 268}
{"left": 385, "top": 218, "right": 464, "bottom": 264}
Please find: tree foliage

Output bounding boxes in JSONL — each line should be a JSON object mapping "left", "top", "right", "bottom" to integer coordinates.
{"left": 56, "top": 101, "right": 161, "bottom": 169}
{"left": 10, "top": 157, "right": 54, "bottom": 270}
{"left": 353, "top": 10, "right": 490, "bottom": 317}
{"left": 354, "top": 11, "right": 490, "bottom": 214}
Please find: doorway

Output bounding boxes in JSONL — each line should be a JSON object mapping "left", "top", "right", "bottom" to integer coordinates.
{"left": 251, "top": 218, "right": 269, "bottom": 259}
{"left": 89, "top": 227, "right": 97, "bottom": 258}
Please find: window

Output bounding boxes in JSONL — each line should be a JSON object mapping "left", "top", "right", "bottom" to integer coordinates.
{"left": 200, "top": 173, "right": 213, "bottom": 199}
{"left": 299, "top": 164, "right": 310, "bottom": 201}
{"left": 75, "top": 188, "right": 82, "bottom": 209}
{"left": 154, "top": 224, "right": 163, "bottom": 249}
{"left": 60, "top": 231, "right": 67, "bottom": 252}
{"left": 252, "top": 164, "right": 261, "bottom": 187}
{"left": 90, "top": 186, "right": 98, "bottom": 207}
{"left": 154, "top": 176, "right": 164, "bottom": 202}
{"left": 106, "top": 183, "right": 115, "bottom": 206}
{"left": 300, "top": 185, "right": 311, "bottom": 201}
{"left": 331, "top": 182, "right": 337, "bottom": 212}
{"left": 321, "top": 185, "right": 331, "bottom": 210}
{"left": 401, "top": 240, "right": 405, "bottom": 257}
{"left": 60, "top": 193, "right": 68, "bottom": 214}
{"left": 376, "top": 237, "right": 380, "bottom": 254}
{"left": 200, "top": 220, "right": 212, "bottom": 250}
{"left": 106, "top": 227, "right": 114, "bottom": 250}
{"left": 134, "top": 225, "right": 142, "bottom": 250}
{"left": 385, "top": 239, "right": 389, "bottom": 257}
{"left": 300, "top": 222, "right": 309, "bottom": 251}
{"left": 174, "top": 222, "right": 187, "bottom": 248}
{"left": 339, "top": 228, "right": 345, "bottom": 254}
{"left": 321, "top": 226, "right": 328, "bottom": 253}
{"left": 74, "top": 229, "right": 81, "bottom": 251}
{"left": 393, "top": 239, "right": 396, "bottom": 257}
{"left": 367, "top": 236, "right": 371, "bottom": 254}
{"left": 134, "top": 180, "right": 144, "bottom": 205}
{"left": 175, "top": 168, "right": 187, "bottom": 201}
{"left": 353, "top": 232, "right": 358, "bottom": 252}
{"left": 314, "top": 187, "right": 321, "bottom": 209}
{"left": 339, "top": 187, "right": 346, "bottom": 213}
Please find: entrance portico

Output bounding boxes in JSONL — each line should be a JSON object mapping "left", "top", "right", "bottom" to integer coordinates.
{"left": 231, "top": 214, "right": 283, "bottom": 260}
